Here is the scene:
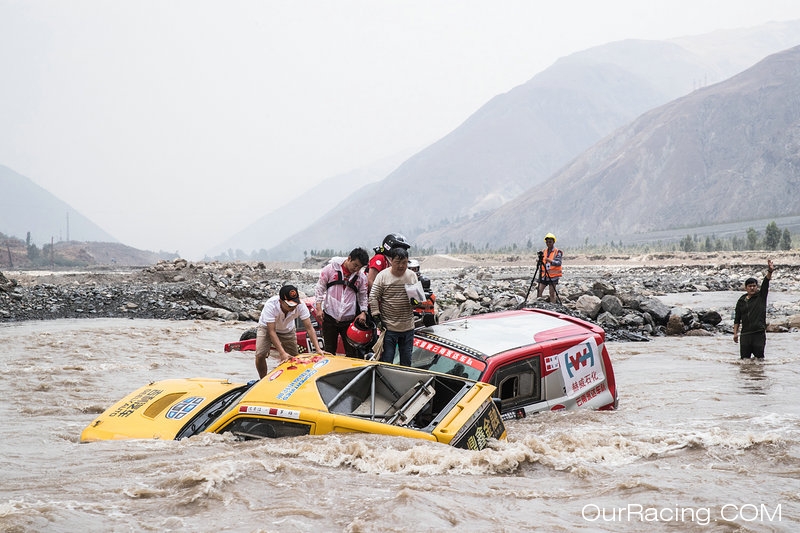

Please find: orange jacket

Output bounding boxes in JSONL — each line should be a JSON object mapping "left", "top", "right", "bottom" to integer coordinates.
{"left": 540, "top": 247, "right": 563, "bottom": 279}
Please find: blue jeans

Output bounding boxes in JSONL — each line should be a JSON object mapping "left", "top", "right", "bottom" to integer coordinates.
{"left": 380, "top": 329, "right": 414, "bottom": 366}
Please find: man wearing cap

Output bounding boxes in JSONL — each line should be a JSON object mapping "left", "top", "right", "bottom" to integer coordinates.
{"left": 254, "top": 284, "right": 322, "bottom": 378}
{"left": 536, "top": 233, "right": 563, "bottom": 303}
{"left": 733, "top": 259, "right": 775, "bottom": 359}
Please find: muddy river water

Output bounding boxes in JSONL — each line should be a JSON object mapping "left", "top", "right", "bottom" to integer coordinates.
{"left": 1, "top": 318, "right": 798, "bottom": 532}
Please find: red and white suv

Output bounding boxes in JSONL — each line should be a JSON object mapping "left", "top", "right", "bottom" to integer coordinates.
{"left": 404, "top": 308, "right": 618, "bottom": 418}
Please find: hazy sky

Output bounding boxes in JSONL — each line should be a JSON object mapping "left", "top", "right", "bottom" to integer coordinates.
{"left": 3, "top": 1, "right": 800, "bottom": 259}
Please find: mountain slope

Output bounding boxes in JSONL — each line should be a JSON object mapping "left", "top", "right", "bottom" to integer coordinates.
{"left": 267, "top": 41, "right": 712, "bottom": 259}
{"left": 203, "top": 149, "right": 415, "bottom": 259}
{"left": 265, "top": 21, "right": 800, "bottom": 260}
{"left": 0, "top": 164, "right": 118, "bottom": 245}
{"left": 416, "top": 45, "right": 800, "bottom": 249}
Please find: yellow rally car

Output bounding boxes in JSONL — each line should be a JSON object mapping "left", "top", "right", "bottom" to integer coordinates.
{"left": 81, "top": 354, "right": 506, "bottom": 450}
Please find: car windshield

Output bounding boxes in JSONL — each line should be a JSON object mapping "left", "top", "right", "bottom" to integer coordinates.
{"left": 406, "top": 341, "right": 485, "bottom": 381}
{"left": 175, "top": 383, "right": 253, "bottom": 440}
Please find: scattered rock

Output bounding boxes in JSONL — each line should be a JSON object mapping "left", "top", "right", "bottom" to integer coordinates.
{"left": 639, "top": 298, "right": 671, "bottom": 325}
{"left": 575, "top": 294, "right": 602, "bottom": 319}
{"left": 2, "top": 258, "right": 799, "bottom": 344}
{"left": 666, "top": 314, "right": 685, "bottom": 335}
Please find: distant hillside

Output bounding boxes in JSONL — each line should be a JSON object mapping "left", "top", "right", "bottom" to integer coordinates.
{"left": 265, "top": 21, "right": 800, "bottom": 260}
{"left": 204, "top": 148, "right": 416, "bottom": 259}
{"left": 0, "top": 165, "right": 118, "bottom": 246}
{"left": 417, "top": 45, "right": 800, "bottom": 249}
{"left": 0, "top": 233, "right": 175, "bottom": 269}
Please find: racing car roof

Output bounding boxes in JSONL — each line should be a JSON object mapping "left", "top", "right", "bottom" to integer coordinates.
{"left": 414, "top": 309, "right": 601, "bottom": 358}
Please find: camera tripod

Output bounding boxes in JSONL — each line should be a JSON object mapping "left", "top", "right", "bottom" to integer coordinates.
{"left": 519, "top": 250, "right": 562, "bottom": 308}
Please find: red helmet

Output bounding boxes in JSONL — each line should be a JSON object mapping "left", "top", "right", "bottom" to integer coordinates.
{"left": 346, "top": 320, "right": 374, "bottom": 348}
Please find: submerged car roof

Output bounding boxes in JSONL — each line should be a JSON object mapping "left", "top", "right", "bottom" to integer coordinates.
{"left": 415, "top": 309, "right": 600, "bottom": 358}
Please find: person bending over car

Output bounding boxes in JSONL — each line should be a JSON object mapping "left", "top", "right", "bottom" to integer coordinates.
{"left": 255, "top": 285, "right": 322, "bottom": 378}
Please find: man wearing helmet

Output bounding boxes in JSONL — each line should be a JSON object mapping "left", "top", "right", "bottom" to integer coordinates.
{"left": 536, "top": 233, "right": 563, "bottom": 303}
{"left": 367, "top": 233, "right": 411, "bottom": 292}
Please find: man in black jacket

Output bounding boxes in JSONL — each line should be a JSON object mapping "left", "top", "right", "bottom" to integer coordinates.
{"left": 733, "top": 259, "right": 775, "bottom": 359}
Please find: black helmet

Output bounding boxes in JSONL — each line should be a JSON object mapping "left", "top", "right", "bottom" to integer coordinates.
{"left": 382, "top": 233, "right": 410, "bottom": 252}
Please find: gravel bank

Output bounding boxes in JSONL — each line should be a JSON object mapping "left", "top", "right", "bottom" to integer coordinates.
{"left": 2, "top": 252, "right": 799, "bottom": 341}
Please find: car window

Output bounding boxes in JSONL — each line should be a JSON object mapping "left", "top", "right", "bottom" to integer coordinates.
{"left": 490, "top": 357, "right": 541, "bottom": 411}
{"left": 219, "top": 417, "right": 312, "bottom": 440}
{"left": 407, "top": 342, "right": 484, "bottom": 381}
{"left": 174, "top": 385, "right": 252, "bottom": 440}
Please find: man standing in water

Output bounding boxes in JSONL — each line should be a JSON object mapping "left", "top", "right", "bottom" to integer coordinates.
{"left": 733, "top": 259, "right": 775, "bottom": 359}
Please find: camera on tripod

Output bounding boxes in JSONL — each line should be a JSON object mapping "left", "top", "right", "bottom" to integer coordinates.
{"left": 537, "top": 250, "right": 544, "bottom": 261}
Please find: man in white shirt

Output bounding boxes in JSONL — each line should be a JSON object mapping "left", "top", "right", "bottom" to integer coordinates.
{"left": 255, "top": 285, "right": 322, "bottom": 378}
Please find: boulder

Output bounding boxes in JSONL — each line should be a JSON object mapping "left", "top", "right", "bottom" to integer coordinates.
{"left": 622, "top": 313, "right": 645, "bottom": 327}
{"left": 592, "top": 280, "right": 616, "bottom": 297}
{"left": 458, "top": 299, "right": 483, "bottom": 317}
{"left": 666, "top": 314, "right": 685, "bottom": 335}
{"left": 671, "top": 306, "right": 695, "bottom": 325}
{"left": 575, "top": 294, "right": 602, "bottom": 319}
{"left": 618, "top": 292, "right": 642, "bottom": 310}
{"left": 464, "top": 288, "right": 481, "bottom": 300}
{"left": 699, "top": 310, "right": 723, "bottom": 326}
{"left": 596, "top": 311, "right": 620, "bottom": 327}
{"left": 601, "top": 294, "right": 625, "bottom": 316}
{"left": 685, "top": 328, "right": 713, "bottom": 336}
{"left": 639, "top": 297, "right": 671, "bottom": 325}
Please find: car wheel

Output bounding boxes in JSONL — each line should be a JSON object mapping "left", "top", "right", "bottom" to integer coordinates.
{"left": 239, "top": 328, "right": 257, "bottom": 341}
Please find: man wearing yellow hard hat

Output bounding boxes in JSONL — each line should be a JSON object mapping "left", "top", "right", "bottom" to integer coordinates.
{"left": 536, "top": 233, "right": 562, "bottom": 303}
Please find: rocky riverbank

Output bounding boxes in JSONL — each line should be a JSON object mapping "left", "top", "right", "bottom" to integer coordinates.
{"left": 2, "top": 252, "right": 800, "bottom": 341}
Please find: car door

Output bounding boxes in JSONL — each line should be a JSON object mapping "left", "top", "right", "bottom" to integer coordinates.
{"left": 489, "top": 355, "right": 542, "bottom": 413}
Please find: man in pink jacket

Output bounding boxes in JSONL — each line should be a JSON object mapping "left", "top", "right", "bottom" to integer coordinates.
{"left": 315, "top": 248, "right": 370, "bottom": 357}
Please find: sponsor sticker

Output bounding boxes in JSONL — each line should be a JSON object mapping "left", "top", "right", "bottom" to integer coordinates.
{"left": 453, "top": 401, "right": 506, "bottom": 451}
{"left": 557, "top": 337, "right": 612, "bottom": 407}
{"left": 238, "top": 405, "right": 301, "bottom": 419}
{"left": 544, "top": 354, "right": 560, "bottom": 374}
{"left": 277, "top": 368, "right": 318, "bottom": 401}
{"left": 166, "top": 396, "right": 204, "bottom": 420}
{"left": 109, "top": 388, "right": 163, "bottom": 418}
{"left": 413, "top": 338, "right": 484, "bottom": 371}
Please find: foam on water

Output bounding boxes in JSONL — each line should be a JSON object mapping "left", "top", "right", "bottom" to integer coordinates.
{"left": 2, "top": 320, "right": 800, "bottom": 532}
